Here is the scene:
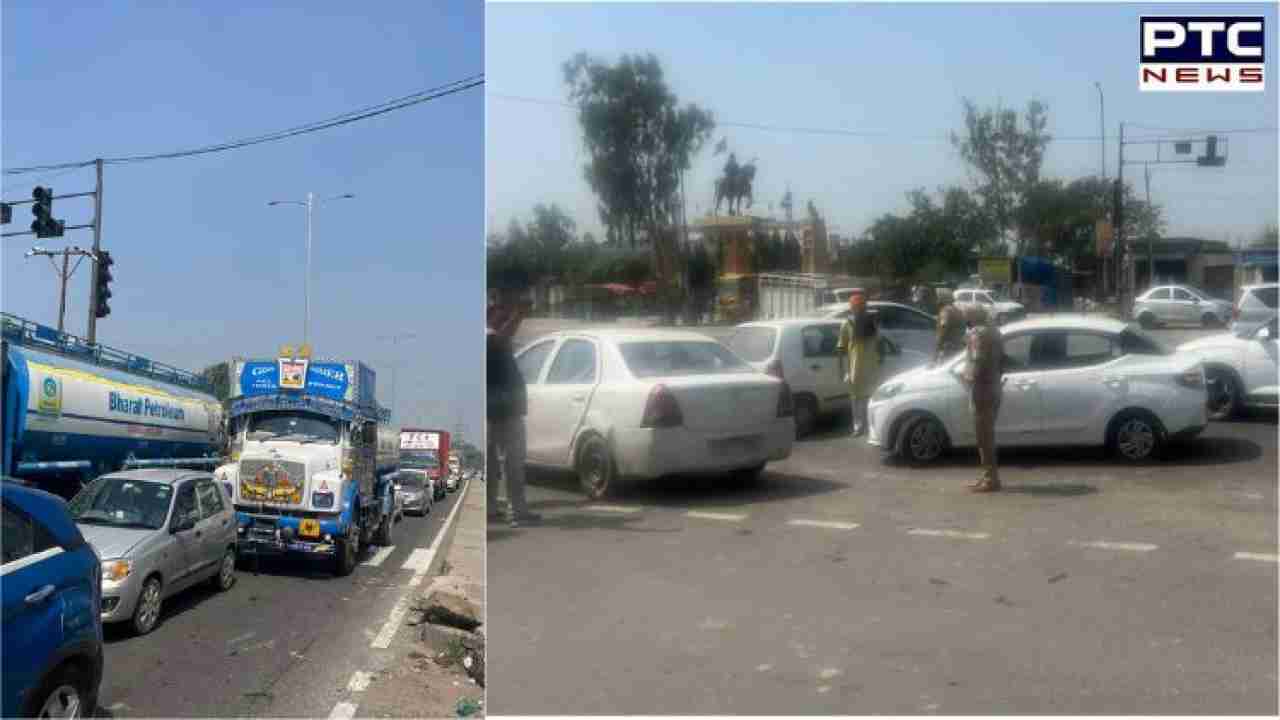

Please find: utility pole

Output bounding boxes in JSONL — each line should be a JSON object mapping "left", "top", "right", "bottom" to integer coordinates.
{"left": 1116, "top": 123, "right": 1126, "bottom": 315}
{"left": 87, "top": 159, "right": 104, "bottom": 345}
{"left": 1095, "top": 82, "right": 1106, "bottom": 179}
{"left": 1145, "top": 164, "right": 1153, "bottom": 288}
{"left": 268, "top": 192, "right": 355, "bottom": 347}
{"left": 26, "top": 246, "right": 95, "bottom": 332}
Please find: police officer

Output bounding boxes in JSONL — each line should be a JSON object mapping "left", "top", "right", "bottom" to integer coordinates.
{"left": 934, "top": 300, "right": 967, "bottom": 365}
{"left": 961, "top": 304, "right": 1004, "bottom": 492}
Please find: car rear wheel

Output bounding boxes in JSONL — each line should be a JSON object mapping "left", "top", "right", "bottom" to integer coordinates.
{"left": 1205, "top": 367, "right": 1241, "bottom": 421}
{"left": 210, "top": 549, "right": 236, "bottom": 592}
{"left": 576, "top": 435, "right": 615, "bottom": 501}
{"left": 793, "top": 396, "right": 818, "bottom": 439}
{"left": 896, "top": 415, "right": 946, "bottom": 465}
{"left": 27, "top": 663, "right": 90, "bottom": 719}
{"left": 1201, "top": 312, "right": 1220, "bottom": 328}
{"left": 1109, "top": 411, "right": 1165, "bottom": 463}
{"left": 132, "top": 576, "right": 163, "bottom": 636}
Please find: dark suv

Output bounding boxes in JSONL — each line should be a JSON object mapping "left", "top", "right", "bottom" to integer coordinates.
{"left": 3, "top": 479, "right": 104, "bottom": 719}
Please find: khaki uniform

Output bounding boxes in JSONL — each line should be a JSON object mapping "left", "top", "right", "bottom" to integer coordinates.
{"left": 935, "top": 304, "right": 967, "bottom": 363}
{"left": 963, "top": 320, "right": 1004, "bottom": 490}
{"left": 837, "top": 310, "right": 883, "bottom": 435}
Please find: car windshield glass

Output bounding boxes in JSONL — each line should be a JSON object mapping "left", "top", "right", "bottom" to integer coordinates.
{"left": 1185, "top": 285, "right": 1227, "bottom": 301}
{"left": 69, "top": 477, "right": 172, "bottom": 530}
{"left": 247, "top": 411, "right": 340, "bottom": 443}
{"left": 619, "top": 341, "right": 752, "bottom": 378}
{"left": 1119, "top": 328, "right": 1171, "bottom": 356}
{"left": 400, "top": 451, "right": 440, "bottom": 470}
{"left": 399, "top": 474, "right": 425, "bottom": 489}
{"left": 726, "top": 327, "right": 777, "bottom": 362}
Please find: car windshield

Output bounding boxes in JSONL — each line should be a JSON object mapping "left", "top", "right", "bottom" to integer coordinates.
{"left": 399, "top": 473, "right": 425, "bottom": 489}
{"left": 619, "top": 340, "right": 752, "bottom": 378}
{"left": 400, "top": 451, "right": 440, "bottom": 471}
{"left": 247, "top": 411, "right": 341, "bottom": 443}
{"left": 726, "top": 327, "right": 778, "bottom": 363}
{"left": 1184, "top": 285, "right": 1228, "bottom": 301}
{"left": 69, "top": 477, "right": 172, "bottom": 530}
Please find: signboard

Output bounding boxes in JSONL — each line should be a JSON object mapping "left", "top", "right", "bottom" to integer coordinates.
{"left": 978, "top": 257, "right": 1012, "bottom": 284}
{"left": 400, "top": 431, "right": 440, "bottom": 450}
{"left": 278, "top": 358, "right": 309, "bottom": 390}
{"left": 36, "top": 376, "right": 62, "bottom": 416}
{"left": 238, "top": 361, "right": 351, "bottom": 401}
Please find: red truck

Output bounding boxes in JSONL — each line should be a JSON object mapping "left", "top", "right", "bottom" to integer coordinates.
{"left": 399, "top": 428, "right": 450, "bottom": 501}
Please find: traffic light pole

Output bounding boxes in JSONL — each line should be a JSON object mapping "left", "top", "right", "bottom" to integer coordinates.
{"left": 87, "top": 159, "right": 104, "bottom": 345}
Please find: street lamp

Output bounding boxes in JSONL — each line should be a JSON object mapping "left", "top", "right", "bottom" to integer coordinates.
{"left": 1094, "top": 82, "right": 1106, "bottom": 179}
{"left": 375, "top": 332, "right": 419, "bottom": 424}
{"left": 268, "top": 192, "right": 356, "bottom": 346}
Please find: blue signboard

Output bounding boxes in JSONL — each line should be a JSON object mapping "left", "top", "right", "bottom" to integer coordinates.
{"left": 238, "top": 361, "right": 351, "bottom": 400}
{"left": 1238, "top": 249, "right": 1278, "bottom": 267}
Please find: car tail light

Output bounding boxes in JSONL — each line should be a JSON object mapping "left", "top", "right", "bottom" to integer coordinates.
{"left": 1177, "top": 366, "right": 1205, "bottom": 389}
{"left": 641, "top": 384, "right": 684, "bottom": 428}
{"left": 777, "top": 381, "right": 794, "bottom": 418}
{"left": 764, "top": 358, "right": 784, "bottom": 379}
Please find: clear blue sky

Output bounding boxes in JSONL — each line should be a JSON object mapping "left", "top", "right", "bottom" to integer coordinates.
{"left": 3, "top": 2, "right": 484, "bottom": 443}
{"left": 487, "top": 2, "right": 1278, "bottom": 246}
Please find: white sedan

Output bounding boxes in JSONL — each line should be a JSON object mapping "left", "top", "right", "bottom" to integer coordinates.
{"left": 516, "top": 329, "right": 795, "bottom": 499}
{"left": 728, "top": 318, "right": 930, "bottom": 438}
{"left": 867, "top": 316, "right": 1209, "bottom": 464}
{"left": 809, "top": 301, "right": 938, "bottom": 356}
{"left": 1176, "top": 315, "right": 1278, "bottom": 420}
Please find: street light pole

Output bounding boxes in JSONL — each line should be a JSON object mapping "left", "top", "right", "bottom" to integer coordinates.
{"left": 1095, "top": 82, "right": 1106, "bottom": 179}
{"left": 268, "top": 192, "right": 354, "bottom": 347}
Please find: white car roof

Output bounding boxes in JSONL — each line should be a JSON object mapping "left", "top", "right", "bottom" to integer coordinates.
{"left": 536, "top": 328, "right": 721, "bottom": 344}
{"left": 1000, "top": 314, "right": 1130, "bottom": 334}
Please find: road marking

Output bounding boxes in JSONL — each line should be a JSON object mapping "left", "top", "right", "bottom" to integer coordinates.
{"left": 1070, "top": 540, "right": 1158, "bottom": 552}
{"left": 789, "top": 518, "right": 860, "bottom": 531}
{"left": 362, "top": 545, "right": 395, "bottom": 567}
{"left": 584, "top": 504, "right": 642, "bottom": 514}
{"left": 908, "top": 528, "right": 990, "bottom": 540}
{"left": 402, "top": 548, "right": 434, "bottom": 573}
{"left": 1234, "top": 552, "right": 1280, "bottom": 563}
{"left": 347, "top": 671, "right": 372, "bottom": 693}
{"left": 328, "top": 702, "right": 357, "bottom": 720}
{"left": 687, "top": 511, "right": 747, "bottom": 522}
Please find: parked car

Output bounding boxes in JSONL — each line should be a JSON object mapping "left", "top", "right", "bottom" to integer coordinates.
{"left": 811, "top": 301, "right": 938, "bottom": 356}
{"left": 3, "top": 479, "right": 104, "bottom": 719}
{"left": 1133, "top": 285, "right": 1233, "bottom": 329}
{"left": 728, "top": 319, "right": 930, "bottom": 438}
{"left": 67, "top": 470, "right": 237, "bottom": 636}
{"left": 952, "top": 288, "right": 1025, "bottom": 325}
{"left": 1232, "top": 283, "right": 1278, "bottom": 329}
{"left": 516, "top": 329, "right": 794, "bottom": 499}
{"left": 1176, "top": 315, "right": 1279, "bottom": 420}
{"left": 446, "top": 474, "right": 458, "bottom": 492}
{"left": 395, "top": 471, "right": 434, "bottom": 516}
{"left": 867, "top": 316, "right": 1208, "bottom": 465}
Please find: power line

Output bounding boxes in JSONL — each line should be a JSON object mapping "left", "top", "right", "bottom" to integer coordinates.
{"left": 489, "top": 91, "right": 1275, "bottom": 144}
{"left": 4, "top": 74, "right": 484, "bottom": 176}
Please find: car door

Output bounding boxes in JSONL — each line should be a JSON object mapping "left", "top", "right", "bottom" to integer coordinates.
{"left": 1031, "top": 331, "right": 1122, "bottom": 444}
{"left": 516, "top": 339, "right": 559, "bottom": 464}
{"left": 196, "top": 478, "right": 232, "bottom": 577}
{"left": 2, "top": 501, "right": 71, "bottom": 711}
{"left": 1170, "top": 288, "right": 1198, "bottom": 323}
{"left": 800, "top": 324, "right": 846, "bottom": 413}
{"left": 535, "top": 338, "right": 601, "bottom": 466}
{"left": 1142, "top": 288, "right": 1170, "bottom": 321}
{"left": 1243, "top": 318, "right": 1280, "bottom": 399}
{"left": 165, "top": 481, "right": 202, "bottom": 592}
{"left": 991, "top": 332, "right": 1044, "bottom": 444}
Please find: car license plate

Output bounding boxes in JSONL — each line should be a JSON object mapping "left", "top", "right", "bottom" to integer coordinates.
{"left": 709, "top": 435, "right": 762, "bottom": 456}
{"left": 299, "top": 519, "right": 320, "bottom": 538}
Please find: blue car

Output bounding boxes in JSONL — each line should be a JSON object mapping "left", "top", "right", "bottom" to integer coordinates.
{"left": 3, "top": 479, "right": 104, "bottom": 719}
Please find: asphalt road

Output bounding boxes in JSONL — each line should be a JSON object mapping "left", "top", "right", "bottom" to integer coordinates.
{"left": 489, "top": 318, "right": 1278, "bottom": 715}
{"left": 94, "top": 487, "right": 466, "bottom": 718}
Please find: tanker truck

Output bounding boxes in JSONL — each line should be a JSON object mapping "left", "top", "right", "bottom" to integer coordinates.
{"left": 213, "top": 351, "right": 398, "bottom": 576}
{"left": 1, "top": 314, "right": 224, "bottom": 499}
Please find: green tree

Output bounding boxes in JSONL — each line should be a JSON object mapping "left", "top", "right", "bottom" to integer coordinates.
{"left": 200, "top": 362, "right": 231, "bottom": 402}
{"left": 527, "top": 203, "right": 578, "bottom": 279}
{"left": 1252, "top": 223, "right": 1279, "bottom": 248}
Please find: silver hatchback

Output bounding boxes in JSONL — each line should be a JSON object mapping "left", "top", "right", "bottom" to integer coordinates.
{"left": 68, "top": 470, "right": 237, "bottom": 636}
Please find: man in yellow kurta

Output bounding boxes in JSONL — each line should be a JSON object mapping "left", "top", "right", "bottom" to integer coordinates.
{"left": 960, "top": 304, "right": 1005, "bottom": 492}
{"left": 837, "top": 291, "right": 883, "bottom": 437}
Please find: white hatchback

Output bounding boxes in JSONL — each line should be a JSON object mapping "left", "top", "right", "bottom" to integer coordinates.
{"left": 516, "top": 329, "right": 795, "bottom": 499}
{"left": 1176, "top": 315, "right": 1279, "bottom": 420}
{"left": 867, "top": 316, "right": 1208, "bottom": 464}
{"left": 728, "top": 319, "right": 930, "bottom": 438}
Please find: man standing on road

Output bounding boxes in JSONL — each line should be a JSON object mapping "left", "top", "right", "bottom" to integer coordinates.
{"left": 837, "top": 291, "right": 883, "bottom": 437}
{"left": 487, "top": 288, "right": 540, "bottom": 527}
{"left": 934, "top": 299, "right": 967, "bottom": 366}
{"left": 961, "top": 304, "right": 1004, "bottom": 492}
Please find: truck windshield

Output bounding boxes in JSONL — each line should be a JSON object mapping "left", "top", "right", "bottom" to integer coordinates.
{"left": 401, "top": 451, "right": 440, "bottom": 470}
{"left": 247, "top": 411, "right": 340, "bottom": 444}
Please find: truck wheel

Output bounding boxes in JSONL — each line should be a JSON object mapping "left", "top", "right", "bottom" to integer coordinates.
{"left": 335, "top": 532, "right": 358, "bottom": 577}
{"left": 376, "top": 511, "right": 394, "bottom": 547}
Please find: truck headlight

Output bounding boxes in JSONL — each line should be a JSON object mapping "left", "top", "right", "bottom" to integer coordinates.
{"left": 312, "top": 491, "right": 335, "bottom": 509}
{"left": 102, "top": 559, "right": 133, "bottom": 583}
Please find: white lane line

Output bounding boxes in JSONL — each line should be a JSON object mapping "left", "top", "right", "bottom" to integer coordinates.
{"left": 1070, "top": 540, "right": 1158, "bottom": 552}
{"left": 347, "top": 671, "right": 372, "bottom": 693}
{"left": 328, "top": 702, "right": 357, "bottom": 720}
{"left": 584, "top": 504, "right": 643, "bottom": 514}
{"left": 908, "top": 528, "right": 990, "bottom": 540}
{"left": 402, "top": 548, "right": 434, "bottom": 573}
{"left": 687, "top": 511, "right": 747, "bottom": 522}
{"left": 789, "top": 518, "right": 860, "bottom": 531}
{"left": 362, "top": 545, "right": 395, "bottom": 567}
{"left": 1234, "top": 552, "right": 1280, "bottom": 563}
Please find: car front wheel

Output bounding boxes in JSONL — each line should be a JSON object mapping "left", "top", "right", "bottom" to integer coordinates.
{"left": 896, "top": 415, "right": 946, "bottom": 465}
{"left": 132, "top": 576, "right": 163, "bottom": 636}
{"left": 27, "top": 663, "right": 91, "bottom": 719}
{"left": 1110, "top": 411, "right": 1165, "bottom": 462}
{"left": 1205, "top": 368, "right": 1241, "bottom": 421}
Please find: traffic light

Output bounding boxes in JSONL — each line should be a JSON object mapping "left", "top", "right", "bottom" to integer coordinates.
{"left": 1, "top": 202, "right": 11, "bottom": 224}
{"left": 30, "top": 187, "right": 64, "bottom": 238}
{"left": 94, "top": 250, "right": 114, "bottom": 319}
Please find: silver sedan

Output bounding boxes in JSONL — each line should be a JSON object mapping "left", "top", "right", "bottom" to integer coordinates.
{"left": 68, "top": 469, "right": 238, "bottom": 636}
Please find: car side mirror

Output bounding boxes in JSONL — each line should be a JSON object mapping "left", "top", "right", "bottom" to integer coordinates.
{"left": 170, "top": 513, "right": 196, "bottom": 534}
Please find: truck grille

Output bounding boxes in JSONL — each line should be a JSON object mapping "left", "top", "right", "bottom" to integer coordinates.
{"left": 239, "top": 459, "right": 307, "bottom": 504}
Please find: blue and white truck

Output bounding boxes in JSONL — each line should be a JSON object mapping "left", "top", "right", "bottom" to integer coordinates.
{"left": 1, "top": 313, "right": 223, "bottom": 498}
{"left": 213, "top": 352, "right": 398, "bottom": 575}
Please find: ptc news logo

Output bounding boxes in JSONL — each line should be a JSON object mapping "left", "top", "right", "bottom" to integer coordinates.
{"left": 1140, "top": 16, "right": 1265, "bottom": 91}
